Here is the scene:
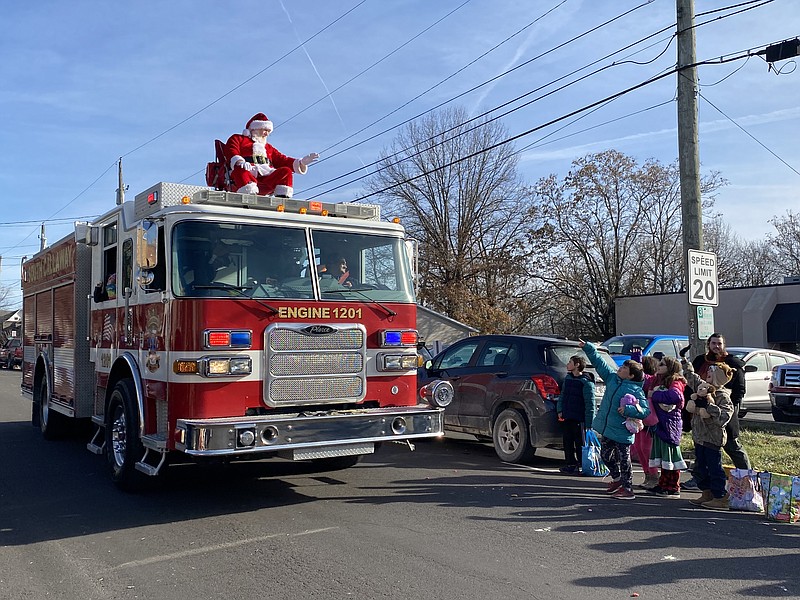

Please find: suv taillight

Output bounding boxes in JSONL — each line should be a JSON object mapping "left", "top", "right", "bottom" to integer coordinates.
{"left": 531, "top": 374, "right": 560, "bottom": 399}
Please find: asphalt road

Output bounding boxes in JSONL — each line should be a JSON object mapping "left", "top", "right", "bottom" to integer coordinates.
{"left": 1, "top": 368, "right": 798, "bottom": 600}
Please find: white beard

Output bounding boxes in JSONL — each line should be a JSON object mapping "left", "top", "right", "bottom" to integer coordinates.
{"left": 251, "top": 134, "right": 268, "bottom": 158}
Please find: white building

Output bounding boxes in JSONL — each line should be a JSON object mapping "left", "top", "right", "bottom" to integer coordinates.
{"left": 614, "top": 281, "right": 800, "bottom": 352}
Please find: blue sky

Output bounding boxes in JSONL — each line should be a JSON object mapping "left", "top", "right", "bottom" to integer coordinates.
{"left": 1, "top": 0, "right": 798, "bottom": 309}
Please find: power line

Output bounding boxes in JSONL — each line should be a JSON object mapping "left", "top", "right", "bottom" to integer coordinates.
{"left": 315, "top": 0, "right": 569, "bottom": 156}
{"left": 300, "top": 12, "right": 674, "bottom": 196}
{"left": 699, "top": 91, "right": 800, "bottom": 177}
{"left": 351, "top": 68, "right": 679, "bottom": 203}
{"left": 312, "top": 0, "right": 661, "bottom": 169}
{"left": 276, "top": 0, "right": 474, "bottom": 130}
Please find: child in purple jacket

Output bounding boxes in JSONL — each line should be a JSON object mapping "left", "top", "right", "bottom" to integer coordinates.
{"left": 645, "top": 356, "right": 688, "bottom": 497}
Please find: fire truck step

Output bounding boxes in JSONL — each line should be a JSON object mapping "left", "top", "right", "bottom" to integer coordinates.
{"left": 135, "top": 447, "right": 167, "bottom": 477}
{"left": 86, "top": 424, "right": 105, "bottom": 455}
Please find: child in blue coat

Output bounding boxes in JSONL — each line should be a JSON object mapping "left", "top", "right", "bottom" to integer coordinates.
{"left": 556, "top": 355, "right": 596, "bottom": 474}
{"left": 580, "top": 340, "right": 649, "bottom": 499}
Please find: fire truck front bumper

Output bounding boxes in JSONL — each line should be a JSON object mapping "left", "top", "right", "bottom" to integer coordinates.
{"left": 175, "top": 405, "right": 444, "bottom": 458}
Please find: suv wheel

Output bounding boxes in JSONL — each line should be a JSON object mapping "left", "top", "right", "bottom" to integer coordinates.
{"left": 492, "top": 408, "right": 535, "bottom": 463}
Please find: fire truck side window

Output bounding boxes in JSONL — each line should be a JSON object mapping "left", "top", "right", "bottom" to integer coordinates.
{"left": 102, "top": 222, "right": 118, "bottom": 300}
{"left": 121, "top": 238, "right": 133, "bottom": 294}
{"left": 149, "top": 226, "right": 167, "bottom": 290}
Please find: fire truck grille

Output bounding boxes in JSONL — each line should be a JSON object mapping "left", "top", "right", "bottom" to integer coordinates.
{"left": 265, "top": 323, "right": 367, "bottom": 407}
{"left": 270, "top": 352, "right": 363, "bottom": 376}
{"left": 270, "top": 377, "right": 364, "bottom": 403}
{"left": 270, "top": 328, "right": 363, "bottom": 351}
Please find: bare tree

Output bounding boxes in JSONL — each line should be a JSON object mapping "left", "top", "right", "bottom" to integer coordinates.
{"left": 769, "top": 210, "right": 800, "bottom": 277}
{"left": 529, "top": 150, "right": 724, "bottom": 339}
{"left": 366, "top": 107, "right": 539, "bottom": 333}
{"left": 705, "top": 214, "right": 781, "bottom": 286}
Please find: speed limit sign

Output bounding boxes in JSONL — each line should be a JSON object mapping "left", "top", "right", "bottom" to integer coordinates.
{"left": 688, "top": 249, "right": 718, "bottom": 306}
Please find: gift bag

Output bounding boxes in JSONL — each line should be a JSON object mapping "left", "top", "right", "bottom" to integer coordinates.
{"left": 726, "top": 468, "right": 763, "bottom": 512}
{"left": 581, "top": 430, "right": 609, "bottom": 477}
{"left": 758, "top": 472, "right": 800, "bottom": 523}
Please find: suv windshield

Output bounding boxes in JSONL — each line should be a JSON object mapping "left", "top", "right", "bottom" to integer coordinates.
{"left": 171, "top": 221, "right": 414, "bottom": 303}
{"left": 602, "top": 335, "right": 655, "bottom": 355}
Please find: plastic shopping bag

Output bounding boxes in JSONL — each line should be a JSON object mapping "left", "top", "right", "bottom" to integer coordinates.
{"left": 758, "top": 472, "right": 800, "bottom": 523}
{"left": 581, "top": 429, "right": 609, "bottom": 477}
{"left": 726, "top": 468, "right": 764, "bottom": 512}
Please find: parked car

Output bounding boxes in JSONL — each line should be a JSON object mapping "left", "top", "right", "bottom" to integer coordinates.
{"left": 601, "top": 334, "right": 689, "bottom": 366}
{"left": 417, "top": 335, "right": 617, "bottom": 463}
{"left": 0, "top": 338, "right": 22, "bottom": 370}
{"left": 769, "top": 360, "right": 800, "bottom": 423}
{"left": 726, "top": 347, "right": 800, "bottom": 411}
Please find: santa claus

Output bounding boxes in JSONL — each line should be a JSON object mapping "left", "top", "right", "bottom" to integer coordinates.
{"left": 224, "top": 113, "right": 319, "bottom": 198}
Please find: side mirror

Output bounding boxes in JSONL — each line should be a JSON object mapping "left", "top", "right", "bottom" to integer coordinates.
{"left": 744, "top": 364, "right": 758, "bottom": 373}
{"left": 136, "top": 220, "right": 158, "bottom": 269}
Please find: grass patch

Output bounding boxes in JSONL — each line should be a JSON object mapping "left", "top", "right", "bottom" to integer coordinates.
{"left": 680, "top": 428, "right": 800, "bottom": 475}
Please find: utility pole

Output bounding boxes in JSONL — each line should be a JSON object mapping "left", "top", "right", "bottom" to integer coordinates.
{"left": 676, "top": 0, "right": 704, "bottom": 360}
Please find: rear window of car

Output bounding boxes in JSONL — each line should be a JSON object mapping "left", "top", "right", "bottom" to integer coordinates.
{"left": 547, "top": 345, "right": 617, "bottom": 371}
{"left": 602, "top": 336, "right": 654, "bottom": 354}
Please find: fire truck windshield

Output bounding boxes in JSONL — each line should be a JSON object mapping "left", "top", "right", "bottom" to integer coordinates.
{"left": 172, "top": 221, "right": 415, "bottom": 303}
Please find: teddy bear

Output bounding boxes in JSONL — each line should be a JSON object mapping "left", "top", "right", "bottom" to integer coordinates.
{"left": 620, "top": 393, "right": 644, "bottom": 433}
{"left": 688, "top": 380, "right": 716, "bottom": 418}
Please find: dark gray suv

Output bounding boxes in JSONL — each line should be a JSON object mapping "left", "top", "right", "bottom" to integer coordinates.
{"left": 418, "top": 335, "right": 617, "bottom": 463}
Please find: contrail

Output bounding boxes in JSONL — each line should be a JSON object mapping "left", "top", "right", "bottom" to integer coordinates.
{"left": 278, "top": 0, "right": 366, "bottom": 167}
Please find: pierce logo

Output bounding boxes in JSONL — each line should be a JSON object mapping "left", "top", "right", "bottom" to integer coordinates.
{"left": 302, "top": 325, "right": 336, "bottom": 335}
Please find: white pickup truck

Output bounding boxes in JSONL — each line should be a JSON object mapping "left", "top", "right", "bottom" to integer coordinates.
{"left": 769, "top": 361, "right": 800, "bottom": 423}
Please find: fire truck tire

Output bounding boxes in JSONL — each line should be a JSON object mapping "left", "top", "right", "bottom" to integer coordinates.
{"left": 105, "top": 379, "right": 147, "bottom": 491}
{"left": 37, "top": 376, "right": 69, "bottom": 440}
{"left": 492, "top": 408, "right": 536, "bottom": 464}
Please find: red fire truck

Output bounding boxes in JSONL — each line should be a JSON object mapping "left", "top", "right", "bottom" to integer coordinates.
{"left": 22, "top": 182, "right": 452, "bottom": 490}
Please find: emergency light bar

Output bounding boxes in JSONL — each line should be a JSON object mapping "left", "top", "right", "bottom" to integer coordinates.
{"left": 133, "top": 183, "right": 381, "bottom": 221}
{"left": 192, "top": 190, "right": 380, "bottom": 221}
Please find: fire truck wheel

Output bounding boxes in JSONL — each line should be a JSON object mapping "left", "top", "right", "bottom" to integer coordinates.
{"left": 37, "top": 376, "right": 69, "bottom": 440}
{"left": 492, "top": 408, "right": 536, "bottom": 464}
{"left": 105, "top": 379, "right": 147, "bottom": 491}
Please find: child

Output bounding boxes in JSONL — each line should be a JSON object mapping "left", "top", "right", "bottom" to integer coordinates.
{"left": 557, "top": 355, "right": 596, "bottom": 474}
{"left": 579, "top": 340, "right": 649, "bottom": 499}
{"left": 685, "top": 362, "right": 735, "bottom": 510}
{"left": 632, "top": 356, "right": 659, "bottom": 488}
{"left": 645, "top": 356, "right": 687, "bottom": 497}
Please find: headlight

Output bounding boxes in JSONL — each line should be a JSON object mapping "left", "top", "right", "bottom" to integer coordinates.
{"left": 203, "top": 356, "right": 252, "bottom": 376}
{"left": 420, "top": 380, "right": 454, "bottom": 408}
{"left": 379, "top": 353, "right": 418, "bottom": 371}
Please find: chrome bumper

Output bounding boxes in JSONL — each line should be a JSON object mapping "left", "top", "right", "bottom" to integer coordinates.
{"left": 176, "top": 405, "right": 444, "bottom": 457}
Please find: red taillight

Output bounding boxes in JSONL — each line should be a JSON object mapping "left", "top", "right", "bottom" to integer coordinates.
{"left": 531, "top": 374, "right": 560, "bottom": 399}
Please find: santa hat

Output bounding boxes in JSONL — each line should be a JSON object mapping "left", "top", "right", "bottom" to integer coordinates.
{"left": 244, "top": 113, "right": 273, "bottom": 136}
{"left": 707, "top": 362, "right": 734, "bottom": 387}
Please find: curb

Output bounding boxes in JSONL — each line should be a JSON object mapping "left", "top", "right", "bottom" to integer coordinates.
{"left": 739, "top": 418, "right": 800, "bottom": 437}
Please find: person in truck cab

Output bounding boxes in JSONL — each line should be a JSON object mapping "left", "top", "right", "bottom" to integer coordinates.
{"left": 224, "top": 113, "right": 319, "bottom": 198}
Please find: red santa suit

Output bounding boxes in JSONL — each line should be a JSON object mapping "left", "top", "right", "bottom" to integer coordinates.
{"left": 224, "top": 113, "right": 317, "bottom": 198}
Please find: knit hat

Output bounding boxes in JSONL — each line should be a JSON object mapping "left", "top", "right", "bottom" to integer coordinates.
{"left": 707, "top": 362, "right": 733, "bottom": 387}
{"left": 244, "top": 113, "right": 273, "bottom": 136}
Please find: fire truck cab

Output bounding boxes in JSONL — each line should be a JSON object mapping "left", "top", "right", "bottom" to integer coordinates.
{"left": 22, "top": 183, "right": 451, "bottom": 490}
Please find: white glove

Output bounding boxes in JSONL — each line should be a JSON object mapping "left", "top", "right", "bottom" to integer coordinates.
{"left": 300, "top": 152, "right": 319, "bottom": 167}
{"left": 235, "top": 160, "right": 255, "bottom": 173}
{"left": 255, "top": 163, "right": 275, "bottom": 176}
